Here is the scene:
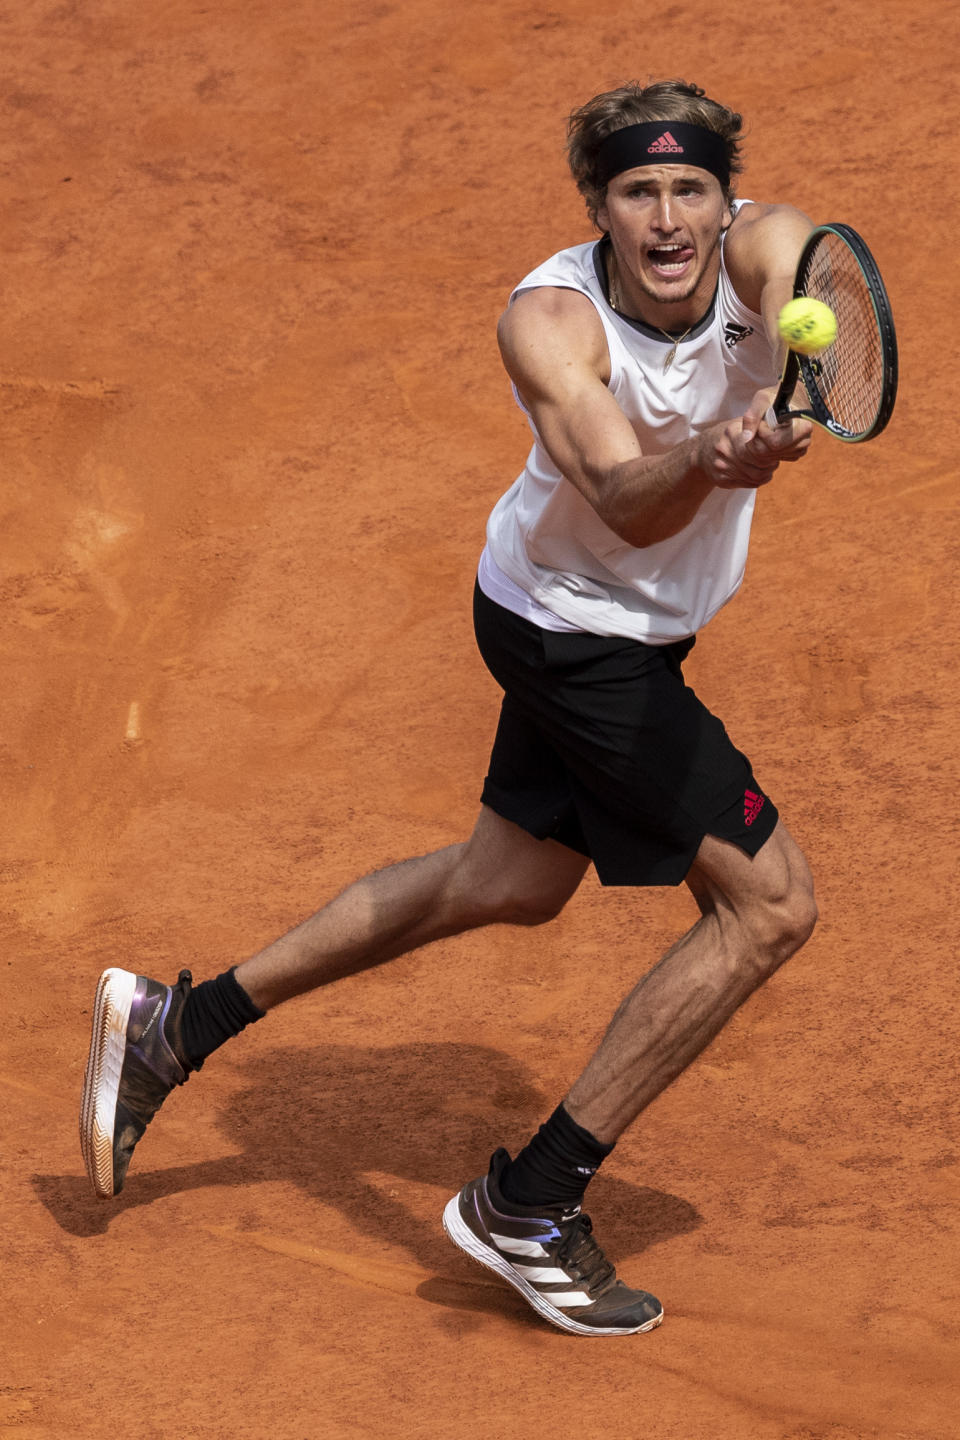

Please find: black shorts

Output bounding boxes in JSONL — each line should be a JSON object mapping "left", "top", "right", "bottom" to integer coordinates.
{"left": 474, "top": 583, "right": 778, "bottom": 886}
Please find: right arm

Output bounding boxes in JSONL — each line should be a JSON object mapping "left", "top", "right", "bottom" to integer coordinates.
{"left": 498, "top": 287, "right": 810, "bottom": 549}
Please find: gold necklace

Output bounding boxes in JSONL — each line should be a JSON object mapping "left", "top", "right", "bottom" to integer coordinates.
{"left": 608, "top": 260, "right": 694, "bottom": 373}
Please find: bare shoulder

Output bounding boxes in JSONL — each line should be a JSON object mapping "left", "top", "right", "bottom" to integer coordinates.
{"left": 725, "top": 202, "right": 815, "bottom": 312}
{"left": 497, "top": 285, "right": 610, "bottom": 395}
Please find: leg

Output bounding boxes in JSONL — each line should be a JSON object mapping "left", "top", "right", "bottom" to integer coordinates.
{"left": 564, "top": 821, "right": 817, "bottom": 1143}
{"left": 80, "top": 804, "right": 588, "bottom": 1198}
{"left": 442, "top": 822, "right": 814, "bottom": 1337}
{"left": 237, "top": 804, "right": 590, "bottom": 1009}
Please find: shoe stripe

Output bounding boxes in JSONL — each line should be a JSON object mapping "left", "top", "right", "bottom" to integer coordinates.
{"left": 489, "top": 1232, "right": 552, "bottom": 1259}
{"left": 509, "top": 1263, "right": 575, "bottom": 1284}
{"left": 543, "top": 1290, "right": 594, "bottom": 1308}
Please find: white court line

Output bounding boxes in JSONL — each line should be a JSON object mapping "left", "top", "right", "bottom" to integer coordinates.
{"left": 124, "top": 701, "right": 141, "bottom": 743}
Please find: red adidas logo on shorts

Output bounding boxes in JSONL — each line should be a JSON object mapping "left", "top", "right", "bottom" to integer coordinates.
{"left": 744, "top": 789, "right": 766, "bottom": 827}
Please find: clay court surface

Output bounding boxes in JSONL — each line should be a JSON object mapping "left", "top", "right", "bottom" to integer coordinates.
{"left": 1, "top": 1, "right": 957, "bottom": 1436}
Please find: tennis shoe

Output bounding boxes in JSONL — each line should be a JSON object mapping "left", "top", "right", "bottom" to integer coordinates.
{"left": 442, "top": 1148, "right": 663, "bottom": 1336}
{"left": 80, "top": 967, "right": 193, "bottom": 1198}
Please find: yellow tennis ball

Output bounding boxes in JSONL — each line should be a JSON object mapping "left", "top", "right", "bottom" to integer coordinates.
{"left": 778, "top": 297, "right": 838, "bottom": 354}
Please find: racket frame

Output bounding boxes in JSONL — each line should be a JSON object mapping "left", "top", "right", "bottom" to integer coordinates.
{"left": 768, "top": 222, "right": 898, "bottom": 443}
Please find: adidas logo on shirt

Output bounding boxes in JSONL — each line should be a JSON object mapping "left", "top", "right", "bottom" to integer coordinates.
{"left": 724, "top": 321, "right": 755, "bottom": 349}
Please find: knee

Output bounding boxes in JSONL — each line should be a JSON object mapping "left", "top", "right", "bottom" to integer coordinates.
{"left": 706, "top": 841, "right": 817, "bottom": 981}
{"left": 744, "top": 876, "right": 818, "bottom": 974}
{"left": 500, "top": 889, "right": 571, "bottom": 927}
{"left": 773, "top": 882, "right": 819, "bottom": 958}
{"left": 441, "top": 814, "right": 587, "bottom": 931}
{"left": 443, "top": 863, "right": 571, "bottom": 930}
{"left": 472, "top": 881, "right": 571, "bottom": 929}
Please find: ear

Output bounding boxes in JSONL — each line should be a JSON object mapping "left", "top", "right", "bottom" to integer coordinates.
{"left": 596, "top": 195, "right": 610, "bottom": 233}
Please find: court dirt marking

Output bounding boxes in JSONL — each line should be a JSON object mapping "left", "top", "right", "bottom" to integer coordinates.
{"left": 202, "top": 1224, "right": 503, "bottom": 1298}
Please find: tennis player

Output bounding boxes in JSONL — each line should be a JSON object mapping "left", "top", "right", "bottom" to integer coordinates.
{"left": 81, "top": 79, "right": 819, "bottom": 1337}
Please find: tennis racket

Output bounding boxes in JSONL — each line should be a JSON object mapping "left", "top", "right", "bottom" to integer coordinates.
{"left": 765, "top": 223, "right": 898, "bottom": 442}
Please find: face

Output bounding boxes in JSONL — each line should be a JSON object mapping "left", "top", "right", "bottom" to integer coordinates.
{"left": 596, "top": 165, "right": 732, "bottom": 326}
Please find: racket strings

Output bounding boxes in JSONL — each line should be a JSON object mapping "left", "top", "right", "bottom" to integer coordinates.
{"left": 802, "top": 235, "right": 884, "bottom": 434}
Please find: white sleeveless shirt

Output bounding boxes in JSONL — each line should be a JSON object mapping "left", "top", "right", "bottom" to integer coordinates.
{"left": 483, "top": 205, "right": 776, "bottom": 643}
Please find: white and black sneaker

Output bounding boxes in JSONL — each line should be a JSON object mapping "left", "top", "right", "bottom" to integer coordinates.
{"left": 80, "top": 967, "right": 193, "bottom": 1198}
{"left": 442, "top": 1148, "right": 663, "bottom": 1336}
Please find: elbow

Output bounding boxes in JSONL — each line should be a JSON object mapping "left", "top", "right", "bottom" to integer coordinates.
{"left": 594, "top": 494, "right": 655, "bottom": 549}
{"left": 599, "top": 510, "right": 680, "bottom": 550}
{"left": 624, "top": 523, "right": 674, "bottom": 549}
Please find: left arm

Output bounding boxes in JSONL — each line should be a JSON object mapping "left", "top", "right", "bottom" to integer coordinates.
{"left": 724, "top": 202, "right": 816, "bottom": 443}
{"left": 725, "top": 202, "right": 815, "bottom": 362}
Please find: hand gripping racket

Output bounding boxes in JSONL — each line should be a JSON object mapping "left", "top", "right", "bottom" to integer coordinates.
{"left": 766, "top": 223, "right": 898, "bottom": 442}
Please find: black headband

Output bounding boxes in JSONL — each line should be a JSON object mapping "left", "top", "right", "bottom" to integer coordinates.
{"left": 595, "top": 122, "right": 730, "bottom": 188}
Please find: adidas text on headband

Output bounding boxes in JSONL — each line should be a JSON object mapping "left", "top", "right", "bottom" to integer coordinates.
{"left": 595, "top": 123, "right": 731, "bottom": 189}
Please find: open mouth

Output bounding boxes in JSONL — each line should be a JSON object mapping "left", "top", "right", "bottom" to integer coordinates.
{"left": 647, "top": 243, "right": 694, "bottom": 277}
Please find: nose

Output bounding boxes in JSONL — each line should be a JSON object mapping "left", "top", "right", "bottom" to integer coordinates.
{"left": 653, "top": 194, "right": 679, "bottom": 234}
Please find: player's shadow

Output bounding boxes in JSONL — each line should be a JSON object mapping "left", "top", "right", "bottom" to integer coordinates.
{"left": 35, "top": 1040, "right": 701, "bottom": 1313}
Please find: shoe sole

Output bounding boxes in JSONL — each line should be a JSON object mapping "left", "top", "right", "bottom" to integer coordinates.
{"left": 442, "top": 1194, "right": 664, "bottom": 1337}
{"left": 79, "top": 967, "right": 137, "bottom": 1199}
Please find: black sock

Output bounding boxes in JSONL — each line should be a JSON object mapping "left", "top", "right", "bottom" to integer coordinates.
{"left": 177, "top": 967, "right": 265, "bottom": 1070}
{"left": 499, "top": 1103, "right": 615, "bottom": 1209}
